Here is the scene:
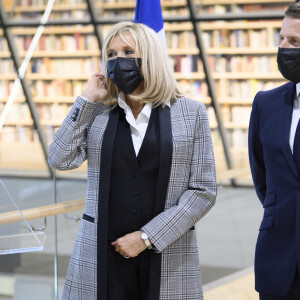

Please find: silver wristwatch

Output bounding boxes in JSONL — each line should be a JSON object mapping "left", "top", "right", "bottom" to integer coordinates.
{"left": 141, "top": 232, "right": 152, "bottom": 249}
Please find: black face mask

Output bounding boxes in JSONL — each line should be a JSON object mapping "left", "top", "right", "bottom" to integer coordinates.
{"left": 277, "top": 47, "right": 300, "bottom": 84}
{"left": 107, "top": 57, "right": 143, "bottom": 94}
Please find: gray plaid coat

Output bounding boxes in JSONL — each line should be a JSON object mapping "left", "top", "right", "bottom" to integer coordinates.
{"left": 48, "top": 96, "right": 217, "bottom": 300}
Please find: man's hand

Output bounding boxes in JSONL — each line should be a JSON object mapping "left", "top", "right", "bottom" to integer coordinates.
{"left": 111, "top": 231, "right": 147, "bottom": 258}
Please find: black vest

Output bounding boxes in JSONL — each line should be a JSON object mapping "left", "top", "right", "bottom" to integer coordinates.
{"left": 107, "top": 107, "right": 160, "bottom": 241}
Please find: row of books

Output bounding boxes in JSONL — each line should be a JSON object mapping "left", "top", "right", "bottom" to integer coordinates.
{"left": 12, "top": 10, "right": 88, "bottom": 20}
{"left": 33, "top": 80, "right": 86, "bottom": 97}
{"left": 0, "top": 38, "right": 8, "bottom": 52}
{"left": 207, "top": 106, "right": 252, "bottom": 126}
{"left": 14, "top": 0, "right": 84, "bottom": 5}
{"left": 165, "top": 31, "right": 197, "bottom": 50}
{"left": 179, "top": 80, "right": 208, "bottom": 99}
{"left": 210, "top": 128, "right": 248, "bottom": 149}
{"left": 10, "top": 27, "right": 277, "bottom": 51}
{"left": 14, "top": 34, "right": 98, "bottom": 52}
{"left": 49, "top": 10, "right": 88, "bottom": 20}
{"left": 36, "top": 103, "right": 70, "bottom": 121}
{"left": 2, "top": 102, "right": 70, "bottom": 128}
{"left": 102, "top": 8, "right": 188, "bottom": 18}
{"left": 199, "top": 4, "right": 288, "bottom": 14}
{"left": 0, "top": 80, "right": 85, "bottom": 99}
{"left": 0, "top": 125, "right": 56, "bottom": 144}
{"left": 215, "top": 80, "right": 281, "bottom": 99}
{"left": 1, "top": 25, "right": 281, "bottom": 53}
{"left": 0, "top": 81, "right": 20, "bottom": 98}
{"left": 0, "top": 60, "right": 14, "bottom": 74}
{"left": 0, "top": 126, "right": 39, "bottom": 143}
{"left": 0, "top": 103, "right": 32, "bottom": 123}
{"left": 30, "top": 57, "right": 100, "bottom": 74}
{"left": 170, "top": 55, "right": 279, "bottom": 73}
{"left": 202, "top": 29, "right": 280, "bottom": 48}
{"left": 179, "top": 79, "right": 282, "bottom": 99}
{"left": 207, "top": 55, "right": 279, "bottom": 73}
{"left": 169, "top": 55, "right": 202, "bottom": 73}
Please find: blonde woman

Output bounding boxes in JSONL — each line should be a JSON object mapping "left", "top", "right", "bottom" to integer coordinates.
{"left": 49, "top": 21, "right": 217, "bottom": 300}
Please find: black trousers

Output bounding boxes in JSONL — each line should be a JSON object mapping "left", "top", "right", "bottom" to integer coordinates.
{"left": 107, "top": 244, "right": 152, "bottom": 300}
{"left": 259, "top": 270, "right": 300, "bottom": 300}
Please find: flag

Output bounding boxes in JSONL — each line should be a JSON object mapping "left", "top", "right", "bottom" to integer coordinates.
{"left": 134, "top": 0, "right": 167, "bottom": 49}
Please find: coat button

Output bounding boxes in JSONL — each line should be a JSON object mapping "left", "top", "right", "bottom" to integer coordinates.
{"left": 132, "top": 209, "right": 137, "bottom": 215}
{"left": 133, "top": 191, "right": 139, "bottom": 196}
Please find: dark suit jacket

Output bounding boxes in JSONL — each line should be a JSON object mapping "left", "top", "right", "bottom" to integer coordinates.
{"left": 249, "top": 81, "right": 300, "bottom": 296}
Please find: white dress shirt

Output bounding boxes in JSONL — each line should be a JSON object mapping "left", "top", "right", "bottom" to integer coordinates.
{"left": 289, "top": 83, "right": 300, "bottom": 153}
{"left": 118, "top": 92, "right": 152, "bottom": 156}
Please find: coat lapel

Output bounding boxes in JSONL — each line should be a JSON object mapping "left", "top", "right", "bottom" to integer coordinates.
{"left": 97, "top": 106, "right": 119, "bottom": 300}
{"left": 279, "top": 83, "right": 299, "bottom": 179}
{"left": 149, "top": 104, "right": 173, "bottom": 300}
{"left": 154, "top": 105, "right": 173, "bottom": 215}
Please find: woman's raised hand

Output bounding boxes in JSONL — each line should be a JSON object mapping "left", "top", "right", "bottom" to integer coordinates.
{"left": 81, "top": 73, "right": 109, "bottom": 103}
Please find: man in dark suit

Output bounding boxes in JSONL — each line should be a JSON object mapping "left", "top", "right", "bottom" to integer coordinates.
{"left": 249, "top": 3, "right": 300, "bottom": 300}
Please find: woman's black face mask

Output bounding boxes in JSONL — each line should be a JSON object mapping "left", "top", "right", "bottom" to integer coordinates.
{"left": 277, "top": 47, "right": 300, "bottom": 84}
{"left": 107, "top": 57, "right": 143, "bottom": 94}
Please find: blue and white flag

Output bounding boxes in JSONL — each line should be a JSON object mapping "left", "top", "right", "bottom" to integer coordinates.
{"left": 134, "top": 0, "right": 167, "bottom": 49}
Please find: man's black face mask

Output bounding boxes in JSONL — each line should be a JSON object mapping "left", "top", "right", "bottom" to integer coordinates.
{"left": 107, "top": 57, "right": 143, "bottom": 95}
{"left": 277, "top": 47, "right": 300, "bottom": 84}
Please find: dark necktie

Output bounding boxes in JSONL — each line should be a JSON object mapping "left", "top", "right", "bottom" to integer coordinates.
{"left": 294, "top": 119, "right": 300, "bottom": 172}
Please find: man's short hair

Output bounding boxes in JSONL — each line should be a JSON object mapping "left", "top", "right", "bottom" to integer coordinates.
{"left": 285, "top": 2, "right": 300, "bottom": 19}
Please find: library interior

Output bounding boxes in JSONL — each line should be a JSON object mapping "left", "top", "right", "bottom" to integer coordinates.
{"left": 0, "top": 0, "right": 295, "bottom": 299}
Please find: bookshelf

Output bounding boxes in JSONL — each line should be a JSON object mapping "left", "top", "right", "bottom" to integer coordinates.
{"left": 0, "top": 0, "right": 290, "bottom": 175}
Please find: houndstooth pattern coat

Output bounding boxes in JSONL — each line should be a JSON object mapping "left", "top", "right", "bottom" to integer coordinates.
{"left": 48, "top": 96, "right": 217, "bottom": 300}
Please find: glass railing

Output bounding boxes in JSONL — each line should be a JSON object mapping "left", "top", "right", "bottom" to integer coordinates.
{"left": 0, "top": 128, "right": 86, "bottom": 300}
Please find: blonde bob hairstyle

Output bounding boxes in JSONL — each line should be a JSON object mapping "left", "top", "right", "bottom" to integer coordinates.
{"left": 102, "top": 21, "right": 183, "bottom": 107}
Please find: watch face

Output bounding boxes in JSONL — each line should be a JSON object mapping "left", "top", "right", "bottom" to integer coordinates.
{"left": 141, "top": 232, "right": 148, "bottom": 240}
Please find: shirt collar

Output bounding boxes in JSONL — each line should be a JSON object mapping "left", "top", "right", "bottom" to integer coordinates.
{"left": 117, "top": 92, "right": 170, "bottom": 119}
{"left": 297, "top": 82, "right": 300, "bottom": 99}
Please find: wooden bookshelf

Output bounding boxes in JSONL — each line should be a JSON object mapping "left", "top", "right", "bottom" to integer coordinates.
{"left": 198, "top": 0, "right": 290, "bottom": 5}
{"left": 0, "top": 0, "right": 289, "bottom": 173}
{"left": 102, "top": 1, "right": 187, "bottom": 9}
{"left": 174, "top": 73, "right": 285, "bottom": 80}
{"left": 7, "top": 3, "right": 87, "bottom": 13}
